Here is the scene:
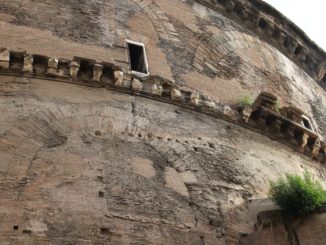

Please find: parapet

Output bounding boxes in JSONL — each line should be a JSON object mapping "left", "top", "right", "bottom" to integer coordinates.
{"left": 0, "top": 48, "right": 325, "bottom": 166}
{"left": 195, "top": 0, "right": 326, "bottom": 84}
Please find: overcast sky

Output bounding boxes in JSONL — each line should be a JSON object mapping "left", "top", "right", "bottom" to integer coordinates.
{"left": 263, "top": 0, "right": 325, "bottom": 51}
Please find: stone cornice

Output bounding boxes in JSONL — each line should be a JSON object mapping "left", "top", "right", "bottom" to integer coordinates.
{"left": 0, "top": 49, "right": 325, "bottom": 167}
{"left": 195, "top": 0, "right": 326, "bottom": 83}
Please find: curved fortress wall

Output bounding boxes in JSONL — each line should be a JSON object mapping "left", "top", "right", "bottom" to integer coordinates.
{"left": 0, "top": 0, "right": 325, "bottom": 244}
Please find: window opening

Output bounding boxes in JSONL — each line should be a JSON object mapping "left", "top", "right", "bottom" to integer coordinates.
{"left": 126, "top": 40, "right": 148, "bottom": 75}
{"left": 302, "top": 117, "right": 312, "bottom": 130}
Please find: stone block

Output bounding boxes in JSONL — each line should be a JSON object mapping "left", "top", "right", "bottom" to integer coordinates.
{"left": 131, "top": 78, "right": 143, "bottom": 91}
{"left": 151, "top": 84, "right": 163, "bottom": 96}
{"left": 114, "top": 69, "right": 124, "bottom": 87}
{"left": 171, "top": 88, "right": 182, "bottom": 99}
{"left": 93, "top": 63, "right": 103, "bottom": 81}
{"left": 70, "top": 61, "right": 80, "bottom": 80}
{"left": 23, "top": 54, "right": 34, "bottom": 73}
{"left": 0, "top": 49, "right": 9, "bottom": 69}
{"left": 47, "top": 57, "right": 58, "bottom": 75}
{"left": 180, "top": 171, "right": 198, "bottom": 185}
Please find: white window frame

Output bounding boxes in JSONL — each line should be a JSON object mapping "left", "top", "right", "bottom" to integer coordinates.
{"left": 301, "top": 115, "right": 314, "bottom": 132}
{"left": 126, "top": 39, "right": 150, "bottom": 77}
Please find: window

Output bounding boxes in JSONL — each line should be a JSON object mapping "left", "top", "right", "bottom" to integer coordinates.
{"left": 126, "top": 40, "right": 149, "bottom": 75}
{"left": 302, "top": 116, "right": 312, "bottom": 130}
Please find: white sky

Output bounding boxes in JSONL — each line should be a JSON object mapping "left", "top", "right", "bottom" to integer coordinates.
{"left": 263, "top": 0, "right": 326, "bottom": 51}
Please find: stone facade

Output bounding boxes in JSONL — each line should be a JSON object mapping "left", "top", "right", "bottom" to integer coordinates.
{"left": 242, "top": 207, "right": 326, "bottom": 245}
{"left": 0, "top": 0, "right": 325, "bottom": 244}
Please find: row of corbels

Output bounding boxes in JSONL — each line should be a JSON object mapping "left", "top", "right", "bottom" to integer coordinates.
{"left": 198, "top": 0, "right": 325, "bottom": 82}
{"left": 0, "top": 48, "right": 325, "bottom": 164}
{"left": 0, "top": 48, "right": 221, "bottom": 112}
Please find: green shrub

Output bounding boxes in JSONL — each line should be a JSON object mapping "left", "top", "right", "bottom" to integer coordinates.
{"left": 239, "top": 95, "right": 253, "bottom": 106}
{"left": 274, "top": 101, "right": 280, "bottom": 112}
{"left": 269, "top": 171, "right": 326, "bottom": 217}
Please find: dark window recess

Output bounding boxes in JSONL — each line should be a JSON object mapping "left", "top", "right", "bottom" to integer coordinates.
{"left": 127, "top": 43, "right": 147, "bottom": 74}
{"left": 302, "top": 118, "right": 312, "bottom": 130}
{"left": 99, "top": 191, "right": 104, "bottom": 198}
{"left": 13, "top": 225, "right": 19, "bottom": 230}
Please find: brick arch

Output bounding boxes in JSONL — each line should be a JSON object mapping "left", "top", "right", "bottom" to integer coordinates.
{"left": 192, "top": 30, "right": 275, "bottom": 79}
{"left": 0, "top": 103, "right": 234, "bottom": 243}
{"left": 130, "top": 0, "right": 181, "bottom": 44}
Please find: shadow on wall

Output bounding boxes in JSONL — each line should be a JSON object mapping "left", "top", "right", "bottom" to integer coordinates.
{"left": 241, "top": 206, "right": 326, "bottom": 245}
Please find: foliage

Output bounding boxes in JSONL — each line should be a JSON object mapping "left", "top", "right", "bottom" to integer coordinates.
{"left": 269, "top": 171, "right": 326, "bottom": 217}
{"left": 274, "top": 101, "right": 280, "bottom": 112}
{"left": 239, "top": 95, "right": 253, "bottom": 106}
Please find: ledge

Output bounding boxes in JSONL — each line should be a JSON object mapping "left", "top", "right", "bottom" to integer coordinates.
{"left": 195, "top": 0, "right": 326, "bottom": 84}
{"left": 0, "top": 49, "right": 325, "bottom": 166}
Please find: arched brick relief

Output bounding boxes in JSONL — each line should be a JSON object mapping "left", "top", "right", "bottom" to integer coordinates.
{"left": 130, "top": 0, "right": 181, "bottom": 44}
{"left": 0, "top": 104, "right": 243, "bottom": 242}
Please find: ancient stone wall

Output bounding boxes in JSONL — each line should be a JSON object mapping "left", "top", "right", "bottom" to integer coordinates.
{"left": 242, "top": 209, "right": 326, "bottom": 245}
{"left": 0, "top": 0, "right": 325, "bottom": 244}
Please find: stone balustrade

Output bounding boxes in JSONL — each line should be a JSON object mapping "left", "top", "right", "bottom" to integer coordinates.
{"left": 196, "top": 0, "right": 326, "bottom": 84}
{"left": 0, "top": 48, "right": 324, "bottom": 165}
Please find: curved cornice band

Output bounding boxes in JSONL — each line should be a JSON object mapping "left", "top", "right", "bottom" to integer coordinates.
{"left": 195, "top": 0, "right": 326, "bottom": 84}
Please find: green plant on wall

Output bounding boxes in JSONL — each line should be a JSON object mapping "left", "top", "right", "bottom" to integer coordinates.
{"left": 269, "top": 171, "right": 326, "bottom": 217}
{"left": 239, "top": 95, "right": 253, "bottom": 106}
{"left": 274, "top": 101, "right": 280, "bottom": 112}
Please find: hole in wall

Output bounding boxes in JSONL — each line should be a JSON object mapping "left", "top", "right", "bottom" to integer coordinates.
{"left": 294, "top": 129, "right": 303, "bottom": 144}
{"left": 258, "top": 18, "right": 267, "bottom": 30}
{"left": 33, "top": 55, "right": 48, "bottom": 74}
{"left": 280, "top": 121, "right": 291, "bottom": 134}
{"left": 9, "top": 52, "right": 24, "bottom": 70}
{"left": 22, "top": 230, "right": 32, "bottom": 235}
{"left": 272, "top": 28, "right": 281, "bottom": 39}
{"left": 265, "top": 115, "right": 276, "bottom": 127}
{"left": 294, "top": 45, "right": 302, "bottom": 55}
{"left": 175, "top": 109, "right": 182, "bottom": 115}
{"left": 283, "top": 38, "right": 290, "bottom": 48}
{"left": 200, "top": 235, "right": 205, "bottom": 245}
{"left": 78, "top": 58, "right": 94, "bottom": 80}
{"left": 100, "top": 227, "right": 110, "bottom": 234}
{"left": 307, "top": 137, "right": 315, "bottom": 149}
{"left": 101, "top": 62, "right": 114, "bottom": 83}
{"left": 95, "top": 130, "right": 102, "bottom": 136}
{"left": 57, "top": 59, "right": 70, "bottom": 76}
{"left": 249, "top": 110, "right": 260, "bottom": 122}
{"left": 99, "top": 191, "right": 104, "bottom": 198}
{"left": 13, "top": 225, "right": 19, "bottom": 230}
{"left": 233, "top": 3, "right": 243, "bottom": 16}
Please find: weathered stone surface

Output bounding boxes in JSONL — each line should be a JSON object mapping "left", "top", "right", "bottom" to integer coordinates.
{"left": 93, "top": 63, "right": 103, "bottom": 81}
{"left": 0, "top": 49, "right": 9, "bottom": 69}
{"left": 131, "top": 77, "right": 143, "bottom": 91}
{"left": 114, "top": 69, "right": 124, "bottom": 87}
{"left": 0, "top": 0, "right": 325, "bottom": 244}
